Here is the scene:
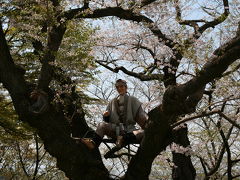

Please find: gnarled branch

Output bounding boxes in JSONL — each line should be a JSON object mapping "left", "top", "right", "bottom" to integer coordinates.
{"left": 96, "top": 60, "right": 163, "bottom": 81}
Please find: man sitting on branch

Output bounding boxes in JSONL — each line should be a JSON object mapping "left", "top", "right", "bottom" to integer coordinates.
{"left": 81, "top": 79, "right": 148, "bottom": 150}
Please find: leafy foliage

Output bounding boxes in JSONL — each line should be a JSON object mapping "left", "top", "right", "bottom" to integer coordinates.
{"left": 0, "top": 1, "right": 98, "bottom": 179}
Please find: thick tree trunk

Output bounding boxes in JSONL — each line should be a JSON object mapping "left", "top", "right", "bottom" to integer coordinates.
{"left": 172, "top": 125, "right": 196, "bottom": 180}
{"left": 0, "top": 23, "right": 111, "bottom": 180}
{"left": 124, "top": 106, "right": 173, "bottom": 180}
{"left": 1, "top": 12, "right": 240, "bottom": 179}
{"left": 26, "top": 107, "right": 110, "bottom": 180}
{"left": 124, "top": 108, "right": 196, "bottom": 180}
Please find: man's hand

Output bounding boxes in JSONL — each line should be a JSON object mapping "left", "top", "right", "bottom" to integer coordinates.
{"left": 103, "top": 111, "right": 110, "bottom": 117}
{"left": 103, "top": 111, "right": 110, "bottom": 123}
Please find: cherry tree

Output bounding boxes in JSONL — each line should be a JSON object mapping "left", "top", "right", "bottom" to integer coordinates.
{"left": 0, "top": 0, "right": 239, "bottom": 179}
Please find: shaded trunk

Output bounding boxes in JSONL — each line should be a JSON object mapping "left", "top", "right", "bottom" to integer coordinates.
{"left": 172, "top": 125, "right": 196, "bottom": 180}
{"left": 124, "top": 106, "right": 173, "bottom": 180}
{"left": 124, "top": 108, "right": 196, "bottom": 180}
{"left": 13, "top": 98, "right": 111, "bottom": 180}
{"left": 1, "top": 10, "right": 240, "bottom": 179}
{"left": 27, "top": 108, "right": 110, "bottom": 180}
{"left": 0, "top": 23, "right": 110, "bottom": 180}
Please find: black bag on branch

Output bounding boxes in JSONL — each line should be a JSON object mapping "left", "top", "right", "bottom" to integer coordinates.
{"left": 103, "top": 115, "right": 110, "bottom": 123}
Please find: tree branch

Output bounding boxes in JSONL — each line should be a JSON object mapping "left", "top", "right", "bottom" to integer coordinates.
{"left": 218, "top": 124, "right": 233, "bottom": 179}
{"left": 205, "top": 139, "right": 225, "bottom": 177}
{"left": 126, "top": 29, "right": 240, "bottom": 179}
{"left": 198, "top": 0, "right": 229, "bottom": 36}
{"left": 218, "top": 112, "right": 240, "bottom": 129}
{"left": 133, "top": 43, "right": 156, "bottom": 59}
{"left": 179, "top": 33, "right": 240, "bottom": 97}
{"left": 33, "top": 134, "right": 40, "bottom": 180}
{"left": 171, "top": 110, "right": 220, "bottom": 128}
{"left": 174, "top": 0, "right": 204, "bottom": 31}
{"left": 64, "top": 5, "right": 183, "bottom": 87}
{"left": 233, "top": 174, "right": 240, "bottom": 179}
{"left": 96, "top": 60, "right": 163, "bottom": 81}
{"left": 37, "top": 23, "right": 66, "bottom": 91}
{"left": 49, "top": 0, "right": 60, "bottom": 7}
{"left": 199, "top": 157, "right": 208, "bottom": 177}
{"left": 1, "top": 20, "right": 110, "bottom": 180}
{"left": 222, "top": 62, "right": 240, "bottom": 77}
{"left": 130, "top": 43, "right": 159, "bottom": 74}
{"left": 172, "top": 110, "right": 240, "bottom": 129}
{"left": 0, "top": 21, "right": 29, "bottom": 115}
{"left": 63, "top": 6, "right": 180, "bottom": 51}
{"left": 206, "top": 123, "right": 233, "bottom": 177}
{"left": 16, "top": 142, "right": 30, "bottom": 178}
{"left": 232, "top": 159, "right": 240, "bottom": 164}
{"left": 139, "top": 0, "right": 158, "bottom": 8}
{"left": 175, "top": 0, "right": 230, "bottom": 43}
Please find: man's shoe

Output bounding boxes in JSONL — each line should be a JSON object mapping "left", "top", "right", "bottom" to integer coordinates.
{"left": 80, "top": 138, "right": 96, "bottom": 150}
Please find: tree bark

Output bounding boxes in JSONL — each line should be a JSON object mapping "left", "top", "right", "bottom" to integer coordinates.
{"left": 123, "top": 32, "right": 240, "bottom": 178}
{"left": 172, "top": 125, "right": 196, "bottom": 180}
{"left": 1, "top": 3, "right": 240, "bottom": 178}
{"left": 124, "top": 106, "right": 173, "bottom": 180}
{"left": 0, "top": 22, "right": 110, "bottom": 180}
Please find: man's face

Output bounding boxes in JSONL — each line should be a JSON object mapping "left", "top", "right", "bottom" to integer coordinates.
{"left": 116, "top": 85, "right": 127, "bottom": 95}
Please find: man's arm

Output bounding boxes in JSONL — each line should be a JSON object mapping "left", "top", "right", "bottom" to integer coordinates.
{"left": 135, "top": 106, "right": 148, "bottom": 129}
